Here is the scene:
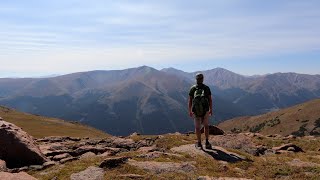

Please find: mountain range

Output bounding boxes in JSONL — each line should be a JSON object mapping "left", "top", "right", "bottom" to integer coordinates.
{"left": 0, "top": 66, "right": 320, "bottom": 135}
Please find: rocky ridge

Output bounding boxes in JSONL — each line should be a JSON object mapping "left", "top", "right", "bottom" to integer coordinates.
{"left": 1, "top": 118, "right": 320, "bottom": 179}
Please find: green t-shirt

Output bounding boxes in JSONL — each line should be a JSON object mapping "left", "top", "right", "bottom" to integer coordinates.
{"left": 189, "top": 83, "right": 211, "bottom": 99}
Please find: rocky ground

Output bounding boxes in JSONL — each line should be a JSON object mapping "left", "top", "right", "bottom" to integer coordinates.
{"left": 1, "top": 119, "right": 320, "bottom": 180}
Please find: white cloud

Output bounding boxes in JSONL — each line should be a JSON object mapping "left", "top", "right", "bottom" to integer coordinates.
{"left": 0, "top": 0, "right": 320, "bottom": 76}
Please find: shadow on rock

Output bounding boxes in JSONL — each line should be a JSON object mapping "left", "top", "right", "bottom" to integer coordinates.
{"left": 171, "top": 144, "right": 251, "bottom": 163}
{"left": 202, "top": 147, "right": 246, "bottom": 163}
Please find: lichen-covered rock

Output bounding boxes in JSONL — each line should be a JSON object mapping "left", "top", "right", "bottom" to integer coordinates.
{"left": 52, "top": 153, "right": 71, "bottom": 161}
{"left": 272, "top": 143, "right": 304, "bottom": 153}
{"left": 99, "top": 157, "right": 129, "bottom": 169}
{"left": 112, "top": 138, "right": 136, "bottom": 150}
{"left": 70, "top": 166, "right": 104, "bottom": 180}
{"left": 60, "top": 157, "right": 78, "bottom": 164}
{"left": 128, "top": 159, "right": 196, "bottom": 174}
{"left": 72, "top": 145, "right": 112, "bottom": 156}
{"left": 137, "top": 145, "right": 159, "bottom": 153}
{"left": 0, "top": 120, "right": 48, "bottom": 168}
{"left": 43, "top": 161, "right": 57, "bottom": 169}
{"left": 0, "top": 171, "right": 37, "bottom": 180}
{"left": 208, "top": 134, "right": 257, "bottom": 155}
{"left": 36, "top": 136, "right": 81, "bottom": 143}
{"left": 80, "top": 152, "right": 96, "bottom": 159}
{"left": 171, "top": 144, "right": 247, "bottom": 163}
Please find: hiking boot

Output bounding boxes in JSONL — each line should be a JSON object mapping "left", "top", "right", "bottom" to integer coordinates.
{"left": 205, "top": 141, "right": 212, "bottom": 149}
{"left": 195, "top": 142, "right": 202, "bottom": 150}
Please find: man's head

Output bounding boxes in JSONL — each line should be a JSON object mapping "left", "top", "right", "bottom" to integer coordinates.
{"left": 195, "top": 73, "right": 204, "bottom": 84}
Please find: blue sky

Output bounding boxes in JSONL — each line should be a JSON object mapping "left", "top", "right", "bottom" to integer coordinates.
{"left": 0, "top": 0, "right": 319, "bottom": 77}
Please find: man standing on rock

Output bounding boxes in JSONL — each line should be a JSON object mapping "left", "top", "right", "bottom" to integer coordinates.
{"left": 188, "top": 73, "right": 213, "bottom": 149}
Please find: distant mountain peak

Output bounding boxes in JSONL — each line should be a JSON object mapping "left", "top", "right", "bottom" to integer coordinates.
{"left": 209, "top": 67, "right": 243, "bottom": 76}
{"left": 161, "top": 67, "right": 179, "bottom": 71}
{"left": 161, "top": 67, "right": 186, "bottom": 73}
{"left": 214, "top": 67, "right": 229, "bottom": 71}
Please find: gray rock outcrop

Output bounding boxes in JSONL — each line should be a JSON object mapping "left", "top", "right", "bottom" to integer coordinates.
{"left": 171, "top": 144, "right": 247, "bottom": 163}
{"left": 0, "top": 171, "right": 37, "bottom": 180}
{"left": 0, "top": 120, "right": 48, "bottom": 168}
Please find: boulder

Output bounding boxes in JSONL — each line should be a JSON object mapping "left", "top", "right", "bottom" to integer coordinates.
{"left": 137, "top": 145, "right": 159, "bottom": 153}
{"left": 272, "top": 143, "right": 304, "bottom": 153}
{"left": 0, "top": 172, "right": 37, "bottom": 180}
{"left": 38, "top": 141, "right": 74, "bottom": 157}
{"left": 129, "top": 132, "right": 140, "bottom": 137}
{"left": 52, "top": 153, "right": 71, "bottom": 161}
{"left": 254, "top": 146, "right": 268, "bottom": 156}
{"left": 201, "top": 125, "right": 224, "bottom": 135}
{"left": 282, "top": 135, "right": 297, "bottom": 140}
{"left": 171, "top": 144, "right": 247, "bottom": 163}
{"left": 0, "top": 159, "right": 6, "bottom": 172}
{"left": 99, "top": 156, "right": 129, "bottom": 169}
{"left": 135, "top": 137, "right": 158, "bottom": 148}
{"left": 43, "top": 161, "right": 57, "bottom": 169}
{"left": 43, "top": 150, "right": 74, "bottom": 157}
{"left": 72, "top": 145, "right": 111, "bottom": 156}
{"left": 70, "top": 166, "right": 104, "bottom": 180}
{"left": 267, "top": 134, "right": 282, "bottom": 138}
{"left": 36, "top": 136, "right": 81, "bottom": 143}
{"left": 96, "top": 147, "right": 124, "bottom": 157}
{"left": 243, "top": 132, "right": 265, "bottom": 139}
{"left": 29, "top": 165, "right": 44, "bottom": 171}
{"left": 98, "top": 151, "right": 113, "bottom": 157}
{"left": 8, "top": 166, "right": 29, "bottom": 173}
{"left": 0, "top": 120, "right": 48, "bottom": 168}
{"left": 60, "top": 157, "right": 78, "bottom": 164}
{"left": 80, "top": 152, "right": 96, "bottom": 159}
{"left": 0, "top": 117, "right": 3, "bottom": 121}
{"left": 208, "top": 134, "right": 258, "bottom": 155}
{"left": 82, "top": 139, "right": 108, "bottom": 146}
{"left": 112, "top": 138, "right": 136, "bottom": 150}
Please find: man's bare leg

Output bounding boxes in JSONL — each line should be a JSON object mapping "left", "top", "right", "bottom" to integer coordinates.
{"left": 203, "top": 112, "right": 210, "bottom": 140}
{"left": 194, "top": 117, "right": 202, "bottom": 147}
{"left": 203, "top": 112, "right": 212, "bottom": 149}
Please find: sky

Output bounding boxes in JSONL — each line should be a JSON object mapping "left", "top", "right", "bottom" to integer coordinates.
{"left": 0, "top": 0, "right": 320, "bottom": 77}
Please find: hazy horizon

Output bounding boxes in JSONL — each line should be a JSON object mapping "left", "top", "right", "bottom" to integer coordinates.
{"left": 1, "top": 65, "right": 320, "bottom": 79}
{"left": 1, "top": 0, "right": 319, "bottom": 77}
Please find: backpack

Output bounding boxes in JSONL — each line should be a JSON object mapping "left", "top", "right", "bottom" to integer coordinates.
{"left": 192, "top": 85, "right": 209, "bottom": 117}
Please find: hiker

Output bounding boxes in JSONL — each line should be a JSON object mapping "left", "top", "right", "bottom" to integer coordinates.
{"left": 188, "top": 73, "right": 213, "bottom": 149}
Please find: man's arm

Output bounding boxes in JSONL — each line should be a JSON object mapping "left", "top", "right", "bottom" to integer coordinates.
{"left": 188, "top": 96, "right": 193, "bottom": 117}
{"left": 209, "top": 95, "right": 213, "bottom": 116}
